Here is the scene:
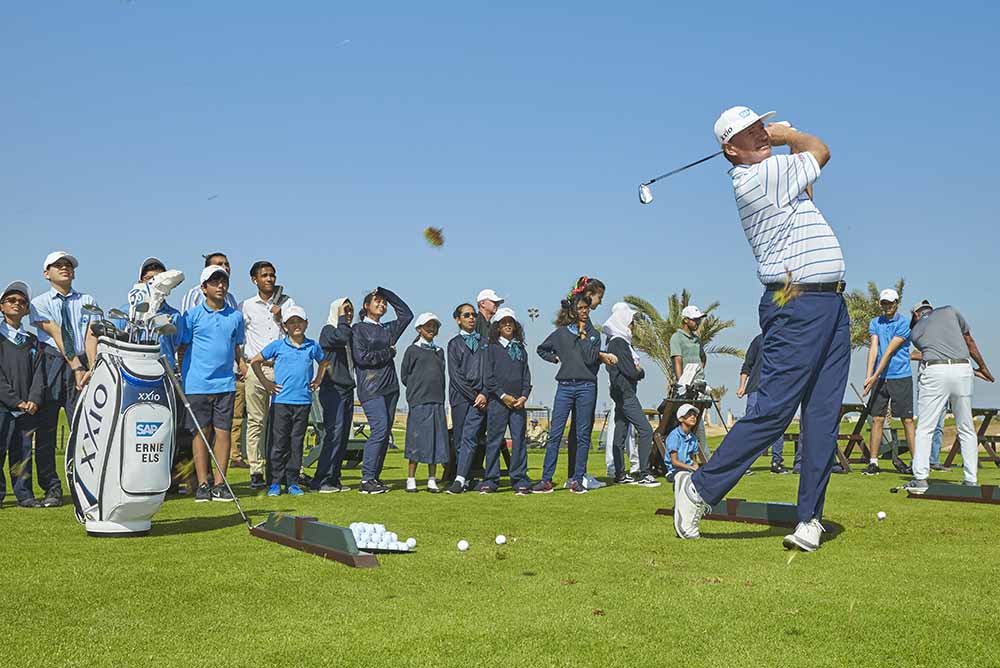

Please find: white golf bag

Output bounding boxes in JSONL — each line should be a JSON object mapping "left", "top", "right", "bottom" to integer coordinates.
{"left": 66, "top": 337, "right": 176, "bottom": 536}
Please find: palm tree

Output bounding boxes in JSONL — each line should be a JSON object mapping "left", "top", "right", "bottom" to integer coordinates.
{"left": 844, "top": 278, "right": 905, "bottom": 349}
{"left": 624, "top": 289, "right": 744, "bottom": 388}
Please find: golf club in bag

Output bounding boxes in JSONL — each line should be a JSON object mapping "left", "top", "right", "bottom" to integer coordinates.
{"left": 159, "top": 357, "right": 253, "bottom": 531}
{"left": 65, "top": 333, "right": 177, "bottom": 536}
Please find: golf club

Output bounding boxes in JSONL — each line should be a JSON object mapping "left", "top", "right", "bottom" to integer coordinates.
{"left": 849, "top": 381, "right": 908, "bottom": 472}
{"left": 84, "top": 303, "right": 119, "bottom": 340}
{"left": 638, "top": 151, "right": 722, "bottom": 204}
{"left": 107, "top": 309, "right": 133, "bottom": 341}
{"left": 131, "top": 303, "right": 150, "bottom": 343}
{"left": 159, "top": 356, "right": 253, "bottom": 531}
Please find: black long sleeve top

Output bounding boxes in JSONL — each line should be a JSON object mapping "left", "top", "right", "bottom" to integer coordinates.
{"left": 606, "top": 336, "right": 644, "bottom": 397}
{"left": 350, "top": 288, "right": 414, "bottom": 402}
{"left": 0, "top": 332, "right": 46, "bottom": 411}
{"left": 536, "top": 322, "right": 601, "bottom": 382}
{"left": 483, "top": 342, "right": 532, "bottom": 400}
{"left": 318, "top": 315, "right": 356, "bottom": 391}
{"left": 400, "top": 343, "right": 446, "bottom": 405}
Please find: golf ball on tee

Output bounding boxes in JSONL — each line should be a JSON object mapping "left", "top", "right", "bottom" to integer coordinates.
{"left": 495, "top": 535, "right": 507, "bottom": 545}
{"left": 457, "top": 539, "right": 469, "bottom": 552}
{"left": 406, "top": 537, "right": 417, "bottom": 549}
{"left": 877, "top": 511, "right": 887, "bottom": 521}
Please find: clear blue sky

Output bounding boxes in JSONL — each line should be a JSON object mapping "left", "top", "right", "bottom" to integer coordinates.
{"left": 3, "top": 1, "right": 998, "bottom": 419}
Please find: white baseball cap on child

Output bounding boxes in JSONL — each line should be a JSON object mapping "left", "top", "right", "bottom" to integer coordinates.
{"left": 879, "top": 288, "right": 900, "bottom": 303}
{"left": 43, "top": 251, "right": 79, "bottom": 271}
{"left": 199, "top": 265, "right": 229, "bottom": 284}
{"left": 714, "top": 106, "right": 777, "bottom": 145}
{"left": 676, "top": 404, "right": 699, "bottom": 421}
{"left": 281, "top": 305, "right": 308, "bottom": 323}
{"left": 2, "top": 280, "right": 31, "bottom": 301}
{"left": 491, "top": 307, "right": 517, "bottom": 323}
{"left": 414, "top": 312, "right": 441, "bottom": 329}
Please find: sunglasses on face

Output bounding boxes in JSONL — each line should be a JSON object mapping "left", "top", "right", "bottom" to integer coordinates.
{"left": 3, "top": 296, "right": 27, "bottom": 306}
{"left": 460, "top": 312, "right": 475, "bottom": 318}
{"left": 50, "top": 262, "right": 74, "bottom": 270}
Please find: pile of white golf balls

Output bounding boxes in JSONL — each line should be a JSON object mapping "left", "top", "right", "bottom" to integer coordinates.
{"left": 348, "top": 522, "right": 414, "bottom": 552}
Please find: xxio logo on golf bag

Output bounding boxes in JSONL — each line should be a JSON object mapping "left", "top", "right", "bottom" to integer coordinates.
{"left": 66, "top": 336, "right": 176, "bottom": 536}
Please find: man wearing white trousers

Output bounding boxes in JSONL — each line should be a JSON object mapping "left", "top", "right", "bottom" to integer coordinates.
{"left": 866, "top": 300, "right": 993, "bottom": 492}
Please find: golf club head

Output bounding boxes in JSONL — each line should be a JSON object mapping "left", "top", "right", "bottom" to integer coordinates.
{"left": 148, "top": 313, "right": 172, "bottom": 329}
{"left": 82, "top": 303, "right": 104, "bottom": 317}
{"left": 107, "top": 309, "right": 128, "bottom": 320}
{"left": 134, "top": 302, "right": 150, "bottom": 314}
{"left": 638, "top": 183, "right": 653, "bottom": 205}
{"left": 155, "top": 323, "right": 177, "bottom": 337}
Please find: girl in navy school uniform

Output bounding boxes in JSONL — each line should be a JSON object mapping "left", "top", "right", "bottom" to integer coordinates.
{"left": 481, "top": 307, "right": 533, "bottom": 494}
{"left": 400, "top": 313, "right": 449, "bottom": 493}
{"left": 351, "top": 287, "right": 413, "bottom": 495}
{"left": 311, "top": 297, "right": 355, "bottom": 493}
{"left": 444, "top": 303, "right": 482, "bottom": 484}
{"left": 533, "top": 293, "right": 603, "bottom": 494}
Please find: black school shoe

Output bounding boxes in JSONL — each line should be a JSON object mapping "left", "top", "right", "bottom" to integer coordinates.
{"left": 446, "top": 481, "right": 465, "bottom": 495}
{"left": 770, "top": 463, "right": 790, "bottom": 474}
{"left": 18, "top": 498, "right": 44, "bottom": 508}
{"left": 41, "top": 492, "right": 63, "bottom": 507}
{"left": 249, "top": 473, "right": 267, "bottom": 490}
{"left": 863, "top": 463, "right": 880, "bottom": 476}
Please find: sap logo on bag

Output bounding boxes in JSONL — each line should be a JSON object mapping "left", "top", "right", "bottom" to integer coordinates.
{"left": 136, "top": 422, "right": 163, "bottom": 438}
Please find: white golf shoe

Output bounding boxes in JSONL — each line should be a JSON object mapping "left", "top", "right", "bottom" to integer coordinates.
{"left": 673, "top": 471, "right": 711, "bottom": 539}
{"left": 783, "top": 518, "right": 825, "bottom": 552}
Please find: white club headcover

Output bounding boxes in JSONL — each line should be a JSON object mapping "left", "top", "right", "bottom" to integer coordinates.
{"left": 129, "top": 270, "right": 185, "bottom": 322}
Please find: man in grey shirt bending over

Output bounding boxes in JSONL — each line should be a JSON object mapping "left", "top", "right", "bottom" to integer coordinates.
{"left": 868, "top": 299, "right": 993, "bottom": 492}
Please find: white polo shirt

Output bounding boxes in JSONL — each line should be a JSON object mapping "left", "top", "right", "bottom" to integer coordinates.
{"left": 730, "top": 152, "right": 846, "bottom": 285}
{"left": 240, "top": 294, "right": 297, "bottom": 360}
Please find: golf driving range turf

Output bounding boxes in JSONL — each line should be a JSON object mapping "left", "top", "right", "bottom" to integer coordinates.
{"left": 3, "top": 435, "right": 999, "bottom": 668}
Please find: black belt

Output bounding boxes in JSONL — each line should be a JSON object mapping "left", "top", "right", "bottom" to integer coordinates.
{"left": 923, "top": 358, "right": 969, "bottom": 366}
{"left": 764, "top": 281, "right": 846, "bottom": 294}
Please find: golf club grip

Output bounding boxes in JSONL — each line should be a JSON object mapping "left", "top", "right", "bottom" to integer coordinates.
{"left": 158, "top": 356, "right": 253, "bottom": 531}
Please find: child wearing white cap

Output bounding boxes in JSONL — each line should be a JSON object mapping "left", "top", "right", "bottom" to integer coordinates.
{"left": 250, "top": 305, "right": 327, "bottom": 497}
{"left": 400, "top": 313, "right": 448, "bottom": 493}
{"left": 662, "top": 404, "right": 702, "bottom": 483}
{"left": 0, "top": 281, "right": 46, "bottom": 507}
{"left": 29, "top": 250, "right": 100, "bottom": 507}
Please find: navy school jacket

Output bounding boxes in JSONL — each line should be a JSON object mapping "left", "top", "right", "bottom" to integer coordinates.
{"left": 536, "top": 321, "right": 601, "bottom": 383}
{"left": 350, "top": 288, "right": 413, "bottom": 402}
{"left": 605, "top": 336, "right": 644, "bottom": 397}
{"left": 483, "top": 341, "right": 532, "bottom": 401}
{"left": 319, "top": 315, "right": 355, "bottom": 391}
{"left": 447, "top": 332, "right": 483, "bottom": 405}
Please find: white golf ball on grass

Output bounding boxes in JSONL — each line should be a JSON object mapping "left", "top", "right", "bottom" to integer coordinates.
{"left": 877, "top": 511, "right": 887, "bottom": 521}
{"left": 406, "top": 537, "right": 417, "bottom": 549}
{"left": 495, "top": 535, "right": 507, "bottom": 545}
{"left": 457, "top": 539, "right": 470, "bottom": 552}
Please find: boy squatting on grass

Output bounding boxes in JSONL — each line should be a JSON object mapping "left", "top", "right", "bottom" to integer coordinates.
{"left": 660, "top": 404, "right": 702, "bottom": 483}
{"left": 249, "top": 305, "right": 327, "bottom": 497}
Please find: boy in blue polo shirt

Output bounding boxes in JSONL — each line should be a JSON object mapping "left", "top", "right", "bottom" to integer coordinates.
{"left": 250, "top": 305, "right": 326, "bottom": 497}
{"left": 861, "top": 288, "right": 915, "bottom": 476}
{"left": 663, "top": 404, "right": 702, "bottom": 483}
{"left": 177, "top": 266, "right": 246, "bottom": 503}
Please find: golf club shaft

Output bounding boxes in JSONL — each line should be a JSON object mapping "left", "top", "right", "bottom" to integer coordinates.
{"left": 643, "top": 151, "right": 722, "bottom": 185}
{"left": 159, "top": 357, "right": 253, "bottom": 531}
{"left": 712, "top": 398, "right": 730, "bottom": 435}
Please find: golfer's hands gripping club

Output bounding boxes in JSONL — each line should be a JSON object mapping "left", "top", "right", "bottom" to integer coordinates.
{"left": 766, "top": 121, "right": 796, "bottom": 146}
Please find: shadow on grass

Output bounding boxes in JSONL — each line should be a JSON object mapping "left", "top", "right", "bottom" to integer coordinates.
{"left": 152, "top": 508, "right": 283, "bottom": 536}
{"left": 701, "top": 520, "right": 845, "bottom": 543}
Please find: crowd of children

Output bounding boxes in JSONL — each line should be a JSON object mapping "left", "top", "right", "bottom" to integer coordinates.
{"left": 0, "top": 252, "right": 709, "bottom": 508}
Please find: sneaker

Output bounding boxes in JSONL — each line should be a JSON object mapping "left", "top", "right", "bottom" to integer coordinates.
{"left": 195, "top": 483, "right": 212, "bottom": 503}
{"left": 901, "top": 478, "right": 929, "bottom": 494}
{"left": 211, "top": 485, "right": 234, "bottom": 502}
{"left": 17, "top": 498, "right": 43, "bottom": 508}
{"left": 446, "top": 480, "right": 465, "bottom": 495}
{"left": 478, "top": 482, "right": 498, "bottom": 494}
{"left": 614, "top": 473, "right": 638, "bottom": 485}
{"left": 636, "top": 474, "right": 662, "bottom": 488}
{"left": 513, "top": 482, "right": 533, "bottom": 495}
{"left": 427, "top": 480, "right": 441, "bottom": 494}
{"left": 863, "top": 463, "right": 880, "bottom": 476}
{"left": 267, "top": 484, "right": 281, "bottom": 497}
{"left": 783, "top": 519, "right": 824, "bottom": 552}
{"left": 359, "top": 479, "right": 389, "bottom": 495}
{"left": 894, "top": 463, "right": 913, "bottom": 475}
{"left": 930, "top": 463, "right": 951, "bottom": 472}
{"left": 287, "top": 484, "right": 305, "bottom": 496}
{"left": 568, "top": 479, "right": 588, "bottom": 494}
{"left": 672, "top": 471, "right": 711, "bottom": 539}
{"left": 318, "top": 484, "right": 348, "bottom": 493}
{"left": 249, "top": 473, "right": 267, "bottom": 490}
{"left": 406, "top": 479, "right": 418, "bottom": 494}
{"left": 583, "top": 474, "right": 606, "bottom": 489}
{"left": 770, "top": 463, "right": 790, "bottom": 475}
{"left": 961, "top": 480, "right": 978, "bottom": 487}
{"left": 531, "top": 480, "right": 554, "bottom": 494}
{"left": 41, "top": 492, "right": 62, "bottom": 507}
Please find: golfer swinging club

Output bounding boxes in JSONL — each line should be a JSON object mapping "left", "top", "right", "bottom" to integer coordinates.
{"left": 672, "top": 106, "right": 849, "bottom": 552}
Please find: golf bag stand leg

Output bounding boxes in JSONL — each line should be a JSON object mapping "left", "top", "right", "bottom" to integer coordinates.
{"left": 159, "top": 357, "right": 253, "bottom": 530}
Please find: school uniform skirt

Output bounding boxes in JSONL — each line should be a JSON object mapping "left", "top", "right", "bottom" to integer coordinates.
{"left": 405, "top": 403, "right": 449, "bottom": 464}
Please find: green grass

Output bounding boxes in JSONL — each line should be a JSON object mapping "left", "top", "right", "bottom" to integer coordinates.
{"left": 3, "top": 436, "right": 999, "bottom": 668}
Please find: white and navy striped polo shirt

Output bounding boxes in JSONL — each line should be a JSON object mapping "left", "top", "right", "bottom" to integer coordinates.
{"left": 730, "top": 152, "right": 845, "bottom": 285}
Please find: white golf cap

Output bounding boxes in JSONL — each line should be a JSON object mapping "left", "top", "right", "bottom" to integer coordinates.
{"left": 879, "top": 288, "right": 900, "bottom": 303}
{"left": 414, "top": 312, "right": 441, "bottom": 329}
{"left": 676, "top": 403, "right": 699, "bottom": 420}
{"left": 139, "top": 256, "right": 166, "bottom": 278}
{"left": 911, "top": 299, "right": 933, "bottom": 314}
{"left": 2, "top": 280, "right": 31, "bottom": 300}
{"left": 43, "top": 251, "right": 79, "bottom": 271}
{"left": 281, "top": 304, "right": 308, "bottom": 322}
{"left": 199, "top": 265, "right": 229, "bottom": 284}
{"left": 681, "top": 305, "right": 705, "bottom": 320}
{"left": 476, "top": 289, "right": 504, "bottom": 304}
{"left": 714, "top": 106, "right": 777, "bottom": 145}
{"left": 492, "top": 306, "right": 517, "bottom": 323}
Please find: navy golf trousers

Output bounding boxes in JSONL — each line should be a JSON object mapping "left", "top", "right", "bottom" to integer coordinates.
{"left": 312, "top": 383, "right": 354, "bottom": 489}
{"left": 483, "top": 401, "right": 529, "bottom": 487}
{"left": 454, "top": 402, "right": 487, "bottom": 481}
{"left": 360, "top": 392, "right": 399, "bottom": 481}
{"left": 692, "top": 290, "right": 850, "bottom": 523}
